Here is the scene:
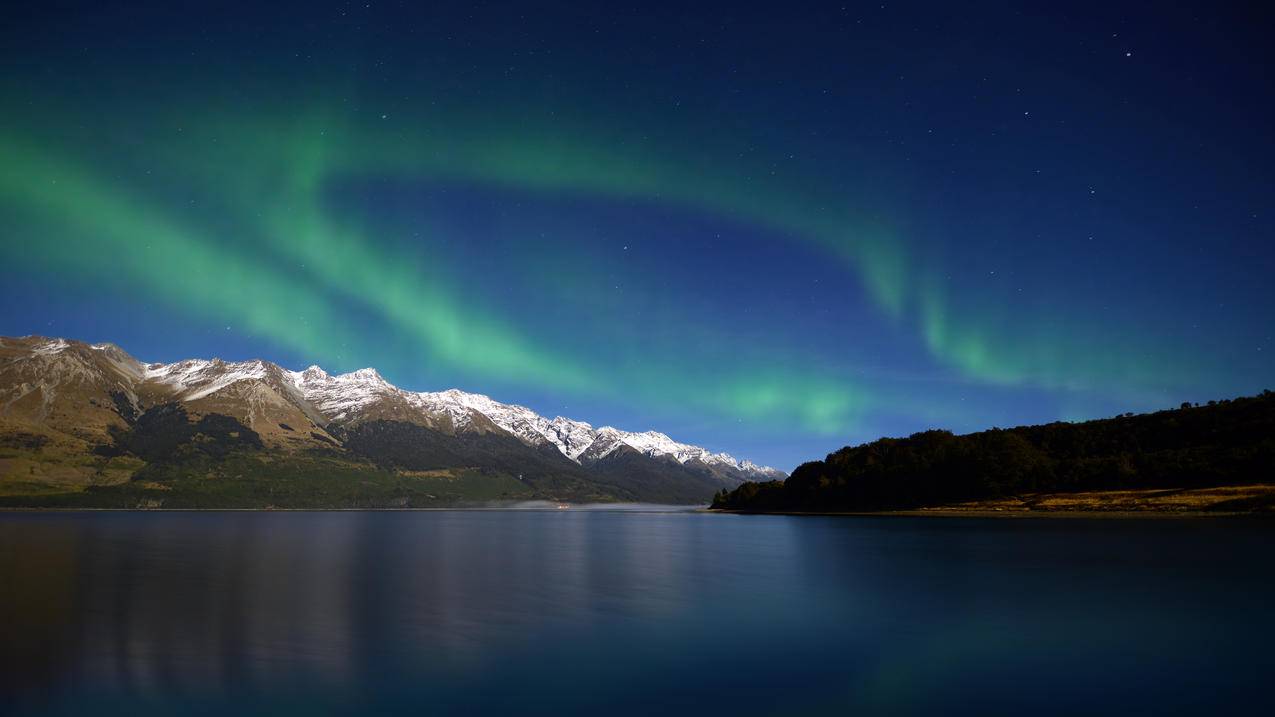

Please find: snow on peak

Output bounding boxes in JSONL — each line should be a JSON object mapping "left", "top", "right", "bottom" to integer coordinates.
{"left": 423, "top": 401, "right": 780, "bottom": 474}
{"left": 409, "top": 387, "right": 578, "bottom": 450}
{"left": 286, "top": 363, "right": 398, "bottom": 419}
{"left": 33, "top": 338, "right": 71, "bottom": 355}
{"left": 301, "top": 365, "right": 328, "bottom": 379}
{"left": 344, "top": 367, "right": 387, "bottom": 384}
{"left": 403, "top": 389, "right": 762, "bottom": 469}
{"left": 145, "top": 358, "right": 272, "bottom": 401}
{"left": 128, "top": 349, "right": 780, "bottom": 476}
{"left": 589, "top": 427, "right": 756, "bottom": 471}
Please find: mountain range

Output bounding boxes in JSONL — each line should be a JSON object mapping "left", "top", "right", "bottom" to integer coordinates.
{"left": 0, "top": 336, "right": 783, "bottom": 507}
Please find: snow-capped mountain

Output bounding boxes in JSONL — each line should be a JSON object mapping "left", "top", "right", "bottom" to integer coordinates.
{"left": 286, "top": 365, "right": 396, "bottom": 419}
{"left": 0, "top": 336, "right": 785, "bottom": 502}
{"left": 403, "top": 387, "right": 784, "bottom": 479}
{"left": 129, "top": 347, "right": 782, "bottom": 479}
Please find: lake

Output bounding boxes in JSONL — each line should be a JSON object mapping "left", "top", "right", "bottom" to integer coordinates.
{"left": 1, "top": 509, "right": 1271, "bottom": 715}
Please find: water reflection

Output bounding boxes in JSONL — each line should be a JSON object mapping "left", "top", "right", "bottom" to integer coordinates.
{"left": 0, "top": 512, "right": 1271, "bottom": 715}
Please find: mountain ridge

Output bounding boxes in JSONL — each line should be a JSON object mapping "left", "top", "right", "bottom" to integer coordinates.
{"left": 0, "top": 335, "right": 783, "bottom": 507}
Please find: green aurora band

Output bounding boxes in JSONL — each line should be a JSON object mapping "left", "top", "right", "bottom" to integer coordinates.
{"left": 0, "top": 95, "right": 1222, "bottom": 438}
{"left": 0, "top": 120, "right": 881, "bottom": 433}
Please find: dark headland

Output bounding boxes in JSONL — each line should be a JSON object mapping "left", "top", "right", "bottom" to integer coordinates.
{"left": 711, "top": 391, "right": 1275, "bottom": 516}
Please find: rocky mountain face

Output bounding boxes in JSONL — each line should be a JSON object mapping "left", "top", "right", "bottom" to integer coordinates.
{"left": 0, "top": 336, "right": 783, "bottom": 506}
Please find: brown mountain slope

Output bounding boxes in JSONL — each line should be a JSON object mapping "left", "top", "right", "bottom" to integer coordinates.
{"left": 1, "top": 335, "right": 767, "bottom": 506}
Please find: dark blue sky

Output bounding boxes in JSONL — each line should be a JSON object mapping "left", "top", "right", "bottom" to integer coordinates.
{"left": 2, "top": 1, "right": 1272, "bottom": 469}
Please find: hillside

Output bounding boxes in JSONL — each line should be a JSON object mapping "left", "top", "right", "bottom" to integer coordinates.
{"left": 0, "top": 335, "right": 782, "bottom": 507}
{"left": 711, "top": 392, "right": 1275, "bottom": 514}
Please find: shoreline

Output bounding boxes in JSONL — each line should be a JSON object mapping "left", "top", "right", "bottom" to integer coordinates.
{"left": 707, "top": 508, "right": 1270, "bottom": 519}
{"left": 0, "top": 504, "right": 708, "bottom": 514}
{"left": 4, "top": 487, "right": 1273, "bottom": 518}
{"left": 709, "top": 484, "right": 1275, "bottom": 518}
{"left": 0, "top": 506, "right": 1267, "bottom": 518}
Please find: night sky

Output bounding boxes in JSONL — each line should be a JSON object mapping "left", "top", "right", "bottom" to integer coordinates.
{"left": 2, "top": 2, "right": 1272, "bottom": 469}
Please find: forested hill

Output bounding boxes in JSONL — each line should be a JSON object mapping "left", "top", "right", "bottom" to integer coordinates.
{"left": 712, "top": 391, "right": 1275, "bottom": 513}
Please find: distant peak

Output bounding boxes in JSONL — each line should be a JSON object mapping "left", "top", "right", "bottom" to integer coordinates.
{"left": 343, "top": 367, "right": 388, "bottom": 384}
{"left": 635, "top": 429, "right": 673, "bottom": 441}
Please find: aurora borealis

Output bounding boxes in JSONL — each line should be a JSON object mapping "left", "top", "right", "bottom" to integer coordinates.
{"left": 2, "top": 2, "right": 1272, "bottom": 468}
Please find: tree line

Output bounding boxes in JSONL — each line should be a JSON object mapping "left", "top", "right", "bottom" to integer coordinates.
{"left": 712, "top": 391, "right": 1275, "bottom": 512}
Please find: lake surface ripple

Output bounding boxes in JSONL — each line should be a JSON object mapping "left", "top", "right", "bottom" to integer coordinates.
{"left": 1, "top": 510, "right": 1271, "bottom": 715}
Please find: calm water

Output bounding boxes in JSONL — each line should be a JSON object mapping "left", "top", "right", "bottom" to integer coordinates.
{"left": 1, "top": 510, "right": 1272, "bottom": 716}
